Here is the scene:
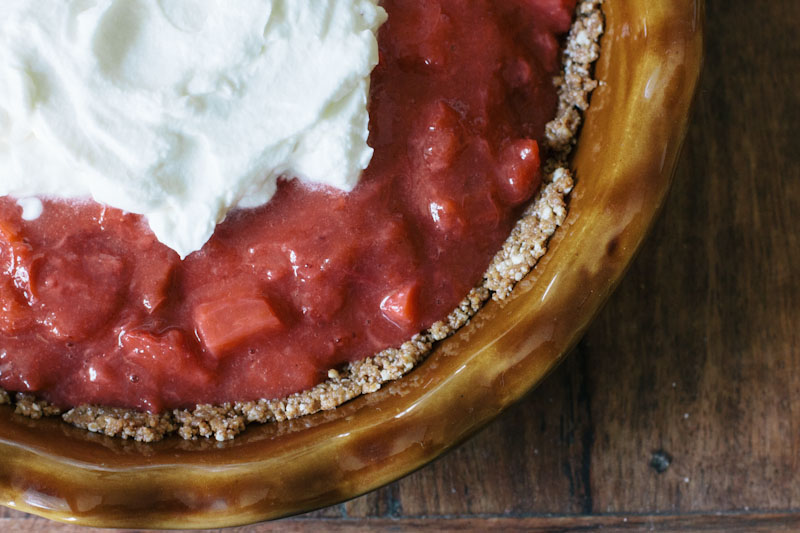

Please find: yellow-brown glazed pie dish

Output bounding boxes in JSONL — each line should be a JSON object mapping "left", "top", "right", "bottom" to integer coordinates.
{"left": 0, "top": 0, "right": 703, "bottom": 527}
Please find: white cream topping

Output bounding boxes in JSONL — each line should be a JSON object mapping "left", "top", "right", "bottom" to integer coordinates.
{"left": 0, "top": 0, "right": 386, "bottom": 257}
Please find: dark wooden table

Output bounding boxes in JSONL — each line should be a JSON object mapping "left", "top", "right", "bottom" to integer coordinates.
{"left": 2, "top": 1, "right": 797, "bottom": 531}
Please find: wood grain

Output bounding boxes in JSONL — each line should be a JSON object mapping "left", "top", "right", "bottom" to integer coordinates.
{"left": 5, "top": 513, "right": 800, "bottom": 533}
{"left": 6, "top": 0, "right": 798, "bottom": 530}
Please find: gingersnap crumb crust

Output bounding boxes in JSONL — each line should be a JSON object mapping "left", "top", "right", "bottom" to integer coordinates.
{"left": 1, "top": 0, "right": 604, "bottom": 442}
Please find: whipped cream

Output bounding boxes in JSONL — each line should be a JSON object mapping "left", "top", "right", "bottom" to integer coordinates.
{"left": 0, "top": 0, "right": 386, "bottom": 257}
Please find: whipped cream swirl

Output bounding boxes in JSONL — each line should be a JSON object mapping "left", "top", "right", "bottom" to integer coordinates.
{"left": 0, "top": 0, "right": 387, "bottom": 257}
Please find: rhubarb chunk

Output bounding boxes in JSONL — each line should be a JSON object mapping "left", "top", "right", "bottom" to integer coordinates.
{"left": 380, "top": 283, "right": 420, "bottom": 328}
{"left": 194, "top": 294, "right": 283, "bottom": 356}
{"left": 497, "top": 139, "right": 542, "bottom": 205}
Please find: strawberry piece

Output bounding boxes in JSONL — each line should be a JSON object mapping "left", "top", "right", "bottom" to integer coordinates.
{"left": 0, "top": 280, "right": 32, "bottom": 335}
{"left": 244, "top": 242, "right": 293, "bottom": 282}
{"left": 496, "top": 139, "right": 542, "bottom": 205}
{"left": 80, "top": 358, "right": 118, "bottom": 390}
{"left": 386, "top": 2, "right": 447, "bottom": 69}
{"left": 502, "top": 0, "right": 575, "bottom": 72}
{"left": 370, "top": 218, "right": 419, "bottom": 277}
{"left": 531, "top": 30, "right": 561, "bottom": 72}
{"left": 33, "top": 242, "right": 126, "bottom": 341}
{"left": 0, "top": 219, "right": 32, "bottom": 291}
{"left": 428, "top": 198, "right": 466, "bottom": 236}
{"left": 534, "top": 0, "right": 577, "bottom": 33}
{"left": 0, "top": 219, "right": 19, "bottom": 270}
{"left": 281, "top": 239, "right": 356, "bottom": 320}
{"left": 194, "top": 292, "right": 284, "bottom": 357}
{"left": 388, "top": 2, "right": 442, "bottom": 46}
{"left": 293, "top": 278, "right": 347, "bottom": 321}
{"left": 0, "top": 341, "right": 48, "bottom": 391}
{"left": 512, "top": 0, "right": 576, "bottom": 33}
{"left": 411, "top": 101, "right": 464, "bottom": 173}
{"left": 380, "top": 283, "right": 420, "bottom": 329}
{"left": 503, "top": 57, "right": 534, "bottom": 89}
{"left": 121, "top": 329, "right": 213, "bottom": 409}
{"left": 132, "top": 245, "right": 179, "bottom": 312}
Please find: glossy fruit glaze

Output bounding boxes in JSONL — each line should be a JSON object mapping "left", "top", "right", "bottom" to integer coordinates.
{"left": 0, "top": 0, "right": 576, "bottom": 412}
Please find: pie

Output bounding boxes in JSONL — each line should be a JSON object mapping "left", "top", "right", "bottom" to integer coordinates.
{"left": 0, "top": 0, "right": 604, "bottom": 441}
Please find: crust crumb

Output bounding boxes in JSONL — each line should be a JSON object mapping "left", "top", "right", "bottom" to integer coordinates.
{"left": 174, "top": 404, "right": 246, "bottom": 441}
{"left": 485, "top": 168, "right": 574, "bottom": 300}
{"left": 0, "top": 0, "right": 603, "bottom": 442}
{"left": 14, "top": 393, "right": 62, "bottom": 420}
{"left": 62, "top": 405, "right": 175, "bottom": 442}
{"left": 546, "top": 0, "right": 605, "bottom": 159}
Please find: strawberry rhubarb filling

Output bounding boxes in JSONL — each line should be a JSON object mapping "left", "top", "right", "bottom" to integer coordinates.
{"left": 0, "top": 0, "right": 577, "bottom": 413}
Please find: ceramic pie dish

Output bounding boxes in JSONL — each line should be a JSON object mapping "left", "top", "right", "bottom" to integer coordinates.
{"left": 0, "top": 0, "right": 703, "bottom": 528}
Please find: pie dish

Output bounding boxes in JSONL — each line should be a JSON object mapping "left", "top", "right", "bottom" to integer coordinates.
{"left": 0, "top": 0, "right": 599, "bottom": 441}
{"left": 0, "top": 0, "right": 703, "bottom": 527}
